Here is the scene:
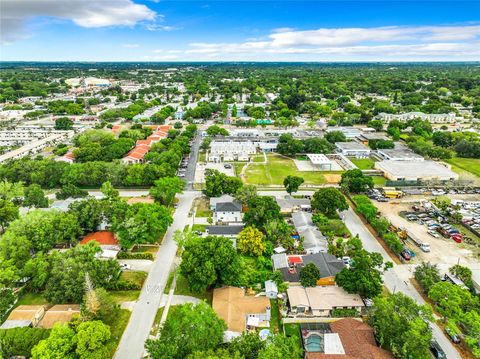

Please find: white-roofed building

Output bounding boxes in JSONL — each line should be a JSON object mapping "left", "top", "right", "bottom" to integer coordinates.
{"left": 335, "top": 142, "right": 371, "bottom": 158}
{"left": 306, "top": 154, "right": 334, "bottom": 170}
{"left": 375, "top": 160, "right": 459, "bottom": 182}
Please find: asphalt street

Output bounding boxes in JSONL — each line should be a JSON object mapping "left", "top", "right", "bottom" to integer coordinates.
{"left": 114, "top": 190, "right": 200, "bottom": 359}
{"left": 342, "top": 207, "right": 461, "bottom": 359}
{"left": 184, "top": 131, "right": 201, "bottom": 190}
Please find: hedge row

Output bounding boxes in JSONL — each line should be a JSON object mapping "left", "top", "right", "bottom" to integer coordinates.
{"left": 117, "top": 251, "right": 154, "bottom": 260}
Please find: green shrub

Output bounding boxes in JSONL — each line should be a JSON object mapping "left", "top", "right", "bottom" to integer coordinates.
{"left": 117, "top": 251, "right": 154, "bottom": 260}
{"left": 0, "top": 327, "right": 50, "bottom": 358}
{"left": 331, "top": 308, "right": 360, "bottom": 317}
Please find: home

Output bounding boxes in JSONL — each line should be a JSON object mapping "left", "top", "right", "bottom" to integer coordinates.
{"left": 212, "top": 286, "right": 271, "bottom": 335}
{"left": 206, "top": 225, "right": 244, "bottom": 247}
{"left": 79, "top": 230, "right": 121, "bottom": 257}
{"left": 0, "top": 305, "right": 46, "bottom": 329}
{"left": 211, "top": 196, "right": 243, "bottom": 224}
{"left": 302, "top": 319, "right": 394, "bottom": 358}
{"left": 275, "top": 196, "right": 311, "bottom": 214}
{"left": 265, "top": 280, "right": 278, "bottom": 299}
{"left": 291, "top": 211, "right": 328, "bottom": 254}
{"left": 272, "top": 252, "right": 345, "bottom": 285}
{"left": 287, "top": 286, "right": 364, "bottom": 317}
{"left": 335, "top": 142, "right": 371, "bottom": 158}
{"left": 39, "top": 304, "right": 81, "bottom": 328}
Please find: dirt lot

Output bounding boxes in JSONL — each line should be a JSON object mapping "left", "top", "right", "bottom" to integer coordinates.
{"left": 375, "top": 196, "right": 480, "bottom": 278}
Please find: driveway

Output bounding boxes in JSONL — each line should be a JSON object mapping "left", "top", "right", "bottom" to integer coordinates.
{"left": 342, "top": 208, "right": 461, "bottom": 359}
{"left": 114, "top": 191, "right": 200, "bottom": 359}
{"left": 118, "top": 260, "right": 153, "bottom": 272}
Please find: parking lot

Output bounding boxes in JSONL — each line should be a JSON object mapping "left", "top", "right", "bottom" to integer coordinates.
{"left": 375, "top": 196, "right": 480, "bottom": 277}
{"left": 194, "top": 162, "right": 235, "bottom": 183}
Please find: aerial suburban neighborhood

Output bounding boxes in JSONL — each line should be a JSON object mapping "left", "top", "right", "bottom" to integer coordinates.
{"left": 1, "top": 1, "right": 480, "bottom": 358}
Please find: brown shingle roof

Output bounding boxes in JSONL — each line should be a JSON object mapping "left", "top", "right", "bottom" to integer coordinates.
{"left": 212, "top": 286, "right": 270, "bottom": 333}
{"left": 39, "top": 304, "right": 80, "bottom": 328}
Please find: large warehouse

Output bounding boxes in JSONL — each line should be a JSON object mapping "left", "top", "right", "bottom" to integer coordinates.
{"left": 375, "top": 160, "right": 458, "bottom": 182}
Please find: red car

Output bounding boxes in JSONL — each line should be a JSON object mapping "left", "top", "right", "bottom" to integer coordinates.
{"left": 451, "top": 234, "right": 462, "bottom": 243}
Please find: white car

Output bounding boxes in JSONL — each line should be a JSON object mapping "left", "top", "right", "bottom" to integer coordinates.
{"left": 427, "top": 230, "right": 440, "bottom": 238}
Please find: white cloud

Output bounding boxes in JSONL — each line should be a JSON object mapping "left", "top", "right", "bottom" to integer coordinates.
{"left": 145, "top": 24, "right": 180, "bottom": 31}
{"left": 179, "top": 24, "right": 480, "bottom": 60}
{"left": 1, "top": 0, "right": 157, "bottom": 44}
{"left": 122, "top": 44, "right": 140, "bottom": 48}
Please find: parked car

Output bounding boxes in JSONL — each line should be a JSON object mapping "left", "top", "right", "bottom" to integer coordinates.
{"left": 428, "top": 230, "right": 440, "bottom": 238}
{"left": 377, "top": 197, "right": 388, "bottom": 202}
{"left": 445, "top": 328, "right": 461, "bottom": 344}
{"left": 224, "top": 163, "right": 232, "bottom": 169}
{"left": 400, "top": 250, "right": 411, "bottom": 261}
{"left": 120, "top": 263, "right": 131, "bottom": 270}
{"left": 430, "top": 341, "right": 447, "bottom": 359}
{"left": 451, "top": 234, "right": 462, "bottom": 243}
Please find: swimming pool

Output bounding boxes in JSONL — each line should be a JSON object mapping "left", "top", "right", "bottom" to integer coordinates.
{"left": 305, "top": 333, "right": 323, "bottom": 352}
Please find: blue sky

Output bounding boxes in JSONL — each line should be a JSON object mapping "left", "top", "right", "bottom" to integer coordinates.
{"left": 1, "top": 1, "right": 480, "bottom": 61}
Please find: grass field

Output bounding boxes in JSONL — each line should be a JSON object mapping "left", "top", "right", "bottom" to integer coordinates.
{"left": 193, "top": 196, "right": 212, "bottom": 217}
{"left": 350, "top": 157, "right": 375, "bottom": 169}
{"left": 121, "top": 271, "right": 147, "bottom": 287}
{"left": 372, "top": 175, "right": 387, "bottom": 187}
{"left": 109, "top": 290, "right": 141, "bottom": 303}
{"left": 106, "top": 309, "right": 131, "bottom": 357}
{"left": 446, "top": 157, "right": 480, "bottom": 181}
{"left": 243, "top": 154, "right": 329, "bottom": 186}
{"left": 175, "top": 273, "right": 213, "bottom": 304}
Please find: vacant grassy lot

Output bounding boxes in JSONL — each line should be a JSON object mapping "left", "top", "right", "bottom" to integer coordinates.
{"left": 109, "top": 290, "right": 141, "bottom": 303}
{"left": 193, "top": 196, "right": 212, "bottom": 217}
{"left": 446, "top": 157, "right": 480, "bottom": 182}
{"left": 121, "top": 271, "right": 147, "bottom": 287}
{"left": 350, "top": 157, "right": 375, "bottom": 169}
{"left": 244, "top": 154, "right": 328, "bottom": 186}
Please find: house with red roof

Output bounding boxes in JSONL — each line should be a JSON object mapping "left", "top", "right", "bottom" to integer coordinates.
{"left": 80, "top": 230, "right": 120, "bottom": 258}
{"left": 122, "top": 125, "right": 172, "bottom": 164}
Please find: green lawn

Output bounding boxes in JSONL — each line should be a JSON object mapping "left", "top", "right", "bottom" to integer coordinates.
{"left": 16, "top": 292, "right": 49, "bottom": 306}
{"left": 371, "top": 175, "right": 387, "bottom": 187}
{"left": 350, "top": 158, "right": 375, "bottom": 170}
{"left": 193, "top": 197, "right": 212, "bottom": 217}
{"left": 150, "top": 307, "right": 165, "bottom": 336}
{"left": 174, "top": 273, "right": 213, "bottom": 304}
{"left": 198, "top": 151, "right": 206, "bottom": 163}
{"left": 120, "top": 271, "right": 147, "bottom": 287}
{"left": 445, "top": 157, "right": 480, "bottom": 181}
{"left": 244, "top": 154, "right": 328, "bottom": 186}
{"left": 269, "top": 299, "right": 282, "bottom": 334}
{"left": 106, "top": 309, "right": 131, "bottom": 358}
{"left": 164, "top": 271, "right": 175, "bottom": 294}
{"left": 191, "top": 224, "right": 206, "bottom": 232}
{"left": 252, "top": 154, "right": 266, "bottom": 163}
{"left": 284, "top": 323, "right": 303, "bottom": 353}
{"left": 109, "top": 290, "right": 141, "bottom": 303}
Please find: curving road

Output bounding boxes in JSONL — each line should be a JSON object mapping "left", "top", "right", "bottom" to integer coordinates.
{"left": 114, "top": 190, "right": 200, "bottom": 359}
{"left": 342, "top": 207, "right": 461, "bottom": 359}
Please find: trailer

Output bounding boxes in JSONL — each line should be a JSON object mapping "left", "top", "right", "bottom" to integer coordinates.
{"left": 407, "top": 232, "right": 431, "bottom": 252}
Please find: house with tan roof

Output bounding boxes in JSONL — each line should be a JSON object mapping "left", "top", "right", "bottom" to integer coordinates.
{"left": 212, "top": 286, "right": 271, "bottom": 335}
{"left": 287, "top": 286, "right": 364, "bottom": 317}
{"left": 0, "top": 305, "right": 46, "bottom": 329}
{"left": 39, "top": 304, "right": 80, "bottom": 328}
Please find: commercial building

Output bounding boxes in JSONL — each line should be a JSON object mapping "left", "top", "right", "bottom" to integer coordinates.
{"left": 377, "top": 147, "right": 424, "bottom": 161}
{"left": 326, "top": 127, "right": 362, "bottom": 139}
{"left": 335, "top": 142, "right": 371, "bottom": 158}
{"left": 306, "top": 154, "right": 334, "bottom": 171}
{"left": 375, "top": 160, "right": 459, "bottom": 182}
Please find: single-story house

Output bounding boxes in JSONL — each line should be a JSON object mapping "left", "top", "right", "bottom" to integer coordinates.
{"left": 206, "top": 225, "right": 244, "bottom": 247}
{"left": 303, "top": 318, "right": 394, "bottom": 359}
{"left": 212, "top": 286, "right": 270, "bottom": 334}
{"left": 335, "top": 142, "right": 371, "bottom": 158}
{"left": 287, "top": 286, "right": 364, "bottom": 317}
{"left": 375, "top": 160, "right": 459, "bottom": 182}
{"left": 272, "top": 252, "right": 345, "bottom": 285}
{"left": 0, "top": 305, "right": 46, "bottom": 329}
{"left": 265, "top": 280, "right": 278, "bottom": 299}
{"left": 80, "top": 230, "right": 120, "bottom": 257}
{"left": 276, "top": 196, "right": 311, "bottom": 214}
{"left": 292, "top": 212, "right": 328, "bottom": 254}
{"left": 39, "top": 304, "right": 81, "bottom": 328}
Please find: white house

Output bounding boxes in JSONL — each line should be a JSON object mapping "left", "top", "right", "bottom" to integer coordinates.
{"left": 265, "top": 280, "right": 279, "bottom": 299}
{"left": 213, "top": 200, "right": 243, "bottom": 224}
